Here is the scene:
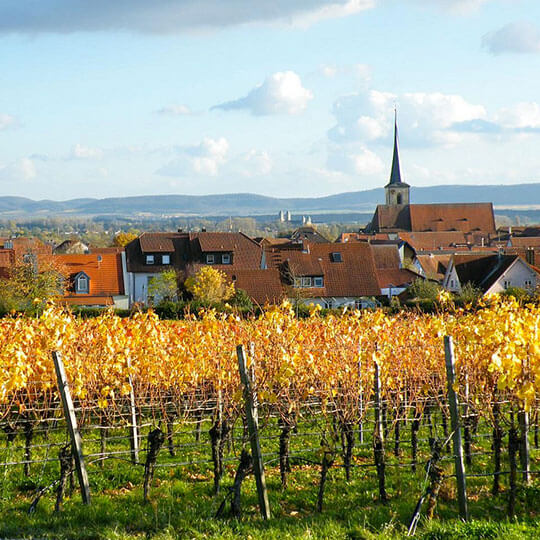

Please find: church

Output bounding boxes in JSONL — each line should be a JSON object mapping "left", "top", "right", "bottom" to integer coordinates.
{"left": 365, "top": 117, "right": 496, "bottom": 235}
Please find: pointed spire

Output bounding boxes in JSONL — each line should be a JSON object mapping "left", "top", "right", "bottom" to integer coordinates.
{"left": 389, "top": 107, "right": 403, "bottom": 185}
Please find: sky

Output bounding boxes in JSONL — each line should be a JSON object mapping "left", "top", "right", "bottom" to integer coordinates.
{"left": 1, "top": 0, "right": 540, "bottom": 201}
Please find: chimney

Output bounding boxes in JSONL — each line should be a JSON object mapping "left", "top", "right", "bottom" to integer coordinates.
{"left": 201, "top": 227, "right": 207, "bottom": 233}
{"left": 177, "top": 228, "right": 183, "bottom": 233}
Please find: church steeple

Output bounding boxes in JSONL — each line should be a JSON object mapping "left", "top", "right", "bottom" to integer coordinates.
{"left": 385, "top": 109, "right": 410, "bottom": 206}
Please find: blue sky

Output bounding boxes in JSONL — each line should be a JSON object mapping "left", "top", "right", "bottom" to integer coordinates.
{"left": 1, "top": 0, "right": 539, "bottom": 200}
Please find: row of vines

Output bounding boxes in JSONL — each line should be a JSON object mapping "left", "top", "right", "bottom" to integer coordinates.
{"left": 0, "top": 298, "right": 539, "bottom": 523}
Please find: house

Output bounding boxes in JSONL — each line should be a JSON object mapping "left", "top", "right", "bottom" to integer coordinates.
{"left": 442, "top": 253, "right": 538, "bottom": 295}
{"left": 265, "top": 241, "right": 381, "bottom": 308}
{"left": 54, "top": 239, "right": 90, "bottom": 254}
{"left": 55, "top": 253, "right": 128, "bottom": 308}
{"left": 364, "top": 118, "right": 496, "bottom": 236}
{"left": 125, "top": 231, "right": 263, "bottom": 305}
{"left": 371, "top": 244, "right": 420, "bottom": 297}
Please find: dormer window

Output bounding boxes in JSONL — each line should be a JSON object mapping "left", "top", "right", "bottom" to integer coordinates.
{"left": 222, "top": 253, "right": 231, "bottom": 264}
{"left": 331, "top": 252, "right": 342, "bottom": 263}
{"left": 146, "top": 255, "right": 154, "bottom": 265}
{"left": 75, "top": 272, "right": 90, "bottom": 294}
{"left": 206, "top": 254, "right": 215, "bottom": 264}
{"left": 162, "top": 254, "right": 170, "bottom": 265}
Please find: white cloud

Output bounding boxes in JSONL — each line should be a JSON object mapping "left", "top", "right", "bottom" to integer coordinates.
{"left": 0, "top": 158, "right": 37, "bottom": 182}
{"left": 156, "top": 104, "right": 195, "bottom": 116}
{"left": 213, "top": 71, "right": 313, "bottom": 116}
{"left": 482, "top": 22, "right": 540, "bottom": 55}
{"left": 413, "top": 0, "right": 493, "bottom": 15}
{"left": 0, "top": 113, "right": 16, "bottom": 130}
{"left": 329, "top": 89, "right": 486, "bottom": 146}
{"left": 158, "top": 136, "right": 229, "bottom": 177}
{"left": 70, "top": 144, "right": 104, "bottom": 160}
{"left": 0, "top": 1, "right": 373, "bottom": 35}
{"left": 318, "top": 62, "right": 371, "bottom": 81}
{"left": 496, "top": 102, "right": 540, "bottom": 129}
{"left": 234, "top": 150, "right": 273, "bottom": 177}
{"left": 327, "top": 145, "right": 384, "bottom": 176}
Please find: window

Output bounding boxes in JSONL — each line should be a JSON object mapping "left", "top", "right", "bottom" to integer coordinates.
{"left": 76, "top": 274, "right": 89, "bottom": 294}
{"left": 206, "top": 254, "right": 215, "bottom": 264}
{"left": 314, "top": 276, "right": 324, "bottom": 287}
{"left": 222, "top": 253, "right": 231, "bottom": 264}
{"left": 396, "top": 193, "right": 403, "bottom": 205}
{"left": 331, "top": 252, "right": 342, "bottom": 263}
{"left": 525, "top": 280, "right": 533, "bottom": 289}
{"left": 301, "top": 276, "right": 312, "bottom": 287}
{"left": 293, "top": 277, "right": 302, "bottom": 288}
{"left": 450, "top": 280, "right": 454, "bottom": 288}
{"left": 503, "top": 280, "right": 511, "bottom": 289}
{"left": 4, "top": 240, "right": 13, "bottom": 249}
{"left": 162, "top": 254, "right": 170, "bottom": 265}
{"left": 146, "top": 255, "right": 154, "bottom": 265}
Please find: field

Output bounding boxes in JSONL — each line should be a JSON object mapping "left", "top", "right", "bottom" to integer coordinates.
{"left": 0, "top": 299, "right": 539, "bottom": 539}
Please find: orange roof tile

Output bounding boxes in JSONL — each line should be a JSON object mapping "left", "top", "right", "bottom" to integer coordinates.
{"left": 55, "top": 253, "right": 124, "bottom": 296}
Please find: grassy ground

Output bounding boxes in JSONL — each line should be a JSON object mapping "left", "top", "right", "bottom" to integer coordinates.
{"left": 0, "top": 413, "right": 539, "bottom": 539}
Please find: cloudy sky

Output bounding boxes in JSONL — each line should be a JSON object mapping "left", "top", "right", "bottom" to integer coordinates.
{"left": 1, "top": 0, "right": 539, "bottom": 200}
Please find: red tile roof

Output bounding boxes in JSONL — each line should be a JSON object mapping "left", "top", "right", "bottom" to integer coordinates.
{"left": 368, "top": 203, "right": 496, "bottom": 234}
{"left": 222, "top": 269, "right": 284, "bottom": 306}
{"left": 55, "top": 253, "right": 124, "bottom": 297}
{"left": 509, "top": 236, "right": 540, "bottom": 248}
{"left": 377, "top": 268, "right": 419, "bottom": 289}
{"left": 398, "top": 231, "right": 469, "bottom": 251}
{"left": 280, "top": 242, "right": 381, "bottom": 297}
{"left": 371, "top": 244, "right": 401, "bottom": 269}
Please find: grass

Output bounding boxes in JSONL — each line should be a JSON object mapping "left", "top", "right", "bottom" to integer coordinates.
{"left": 0, "top": 412, "right": 538, "bottom": 539}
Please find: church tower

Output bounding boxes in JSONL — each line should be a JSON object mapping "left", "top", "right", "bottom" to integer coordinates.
{"left": 384, "top": 111, "right": 410, "bottom": 206}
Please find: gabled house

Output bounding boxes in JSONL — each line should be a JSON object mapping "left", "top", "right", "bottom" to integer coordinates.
{"left": 55, "top": 253, "right": 128, "bottom": 308}
{"left": 266, "top": 241, "right": 381, "bottom": 309}
{"left": 125, "top": 231, "right": 263, "bottom": 305}
{"left": 442, "top": 253, "right": 538, "bottom": 295}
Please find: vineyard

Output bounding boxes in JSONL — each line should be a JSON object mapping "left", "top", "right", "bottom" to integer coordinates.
{"left": 0, "top": 299, "right": 539, "bottom": 539}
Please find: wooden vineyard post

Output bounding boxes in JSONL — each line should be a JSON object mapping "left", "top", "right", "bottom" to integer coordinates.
{"left": 373, "top": 360, "right": 387, "bottom": 502}
{"left": 127, "top": 357, "right": 139, "bottom": 464}
{"left": 52, "top": 351, "right": 91, "bottom": 505}
{"left": 518, "top": 410, "right": 530, "bottom": 485}
{"left": 236, "top": 344, "right": 271, "bottom": 520}
{"left": 443, "top": 337, "right": 468, "bottom": 521}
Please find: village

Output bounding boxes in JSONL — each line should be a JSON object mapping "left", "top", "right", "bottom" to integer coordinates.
{"left": 1, "top": 122, "right": 539, "bottom": 312}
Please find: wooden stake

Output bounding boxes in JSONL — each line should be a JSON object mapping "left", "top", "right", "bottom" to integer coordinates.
{"left": 52, "top": 351, "right": 91, "bottom": 505}
{"left": 237, "top": 344, "right": 271, "bottom": 520}
{"left": 443, "top": 337, "right": 468, "bottom": 521}
{"left": 127, "top": 357, "right": 139, "bottom": 464}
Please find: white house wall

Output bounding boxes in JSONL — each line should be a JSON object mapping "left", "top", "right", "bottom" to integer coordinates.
{"left": 486, "top": 259, "right": 537, "bottom": 294}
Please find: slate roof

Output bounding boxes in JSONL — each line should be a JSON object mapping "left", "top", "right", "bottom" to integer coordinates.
{"left": 452, "top": 254, "right": 520, "bottom": 292}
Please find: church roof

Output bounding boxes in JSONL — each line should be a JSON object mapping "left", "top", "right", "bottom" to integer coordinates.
{"left": 368, "top": 203, "right": 496, "bottom": 234}
{"left": 385, "top": 111, "right": 409, "bottom": 189}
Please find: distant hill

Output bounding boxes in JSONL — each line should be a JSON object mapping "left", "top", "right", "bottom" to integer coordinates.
{"left": 1, "top": 183, "right": 540, "bottom": 217}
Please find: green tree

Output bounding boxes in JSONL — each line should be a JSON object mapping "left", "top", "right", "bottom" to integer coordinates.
{"left": 148, "top": 270, "right": 178, "bottom": 305}
{"left": 407, "top": 278, "right": 442, "bottom": 301}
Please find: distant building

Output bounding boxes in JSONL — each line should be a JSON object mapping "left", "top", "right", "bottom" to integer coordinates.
{"left": 365, "top": 115, "right": 496, "bottom": 236}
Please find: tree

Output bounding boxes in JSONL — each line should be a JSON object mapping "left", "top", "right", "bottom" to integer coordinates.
{"left": 0, "top": 257, "right": 67, "bottom": 313}
{"left": 113, "top": 232, "right": 138, "bottom": 247}
{"left": 148, "top": 270, "right": 178, "bottom": 305}
{"left": 185, "top": 266, "right": 235, "bottom": 305}
{"left": 407, "top": 278, "right": 442, "bottom": 301}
